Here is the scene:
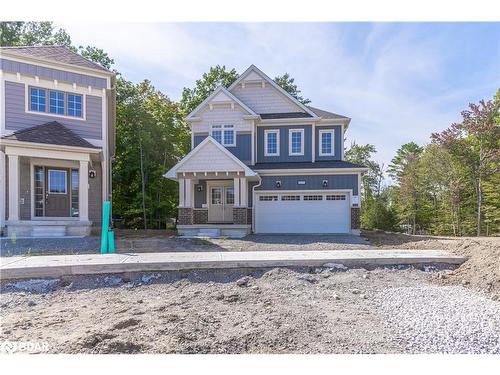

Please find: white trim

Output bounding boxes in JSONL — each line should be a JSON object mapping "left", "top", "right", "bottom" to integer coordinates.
{"left": 255, "top": 168, "right": 369, "bottom": 175}
{"left": 0, "top": 69, "right": 5, "bottom": 135}
{"left": 288, "top": 128, "right": 305, "bottom": 156}
{"left": 210, "top": 123, "right": 236, "bottom": 147}
{"left": 312, "top": 123, "right": 316, "bottom": 162}
{"left": 227, "top": 65, "right": 319, "bottom": 118}
{"left": 0, "top": 151, "right": 6, "bottom": 228}
{"left": 164, "top": 136, "right": 257, "bottom": 179}
{"left": 264, "top": 129, "right": 280, "bottom": 157}
{"left": 185, "top": 86, "right": 257, "bottom": 120}
{"left": 47, "top": 169, "right": 68, "bottom": 194}
{"left": 1, "top": 139, "right": 101, "bottom": 155}
{"left": 318, "top": 129, "right": 335, "bottom": 156}
{"left": 251, "top": 120, "right": 255, "bottom": 165}
{"left": 25, "top": 84, "right": 87, "bottom": 121}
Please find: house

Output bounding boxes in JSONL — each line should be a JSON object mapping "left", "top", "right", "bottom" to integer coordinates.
{"left": 165, "top": 65, "right": 368, "bottom": 237}
{"left": 0, "top": 46, "right": 115, "bottom": 237}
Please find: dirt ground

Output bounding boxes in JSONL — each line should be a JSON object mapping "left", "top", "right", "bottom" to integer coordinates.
{"left": 362, "top": 230, "right": 500, "bottom": 296}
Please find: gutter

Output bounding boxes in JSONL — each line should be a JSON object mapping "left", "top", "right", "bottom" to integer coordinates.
{"left": 251, "top": 174, "right": 262, "bottom": 233}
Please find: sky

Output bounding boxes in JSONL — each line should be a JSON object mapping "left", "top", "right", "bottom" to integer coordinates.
{"left": 58, "top": 22, "right": 500, "bottom": 168}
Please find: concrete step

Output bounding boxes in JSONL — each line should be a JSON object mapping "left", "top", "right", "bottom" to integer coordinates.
{"left": 197, "top": 229, "right": 221, "bottom": 238}
{"left": 31, "top": 226, "right": 66, "bottom": 237}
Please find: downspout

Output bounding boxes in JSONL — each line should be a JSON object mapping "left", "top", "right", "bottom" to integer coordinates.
{"left": 251, "top": 174, "right": 262, "bottom": 233}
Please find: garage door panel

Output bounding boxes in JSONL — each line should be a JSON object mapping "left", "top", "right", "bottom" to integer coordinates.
{"left": 255, "top": 193, "right": 350, "bottom": 234}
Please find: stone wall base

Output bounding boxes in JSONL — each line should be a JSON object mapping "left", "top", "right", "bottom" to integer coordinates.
{"left": 178, "top": 207, "right": 193, "bottom": 225}
{"left": 193, "top": 209, "right": 208, "bottom": 224}
{"left": 351, "top": 207, "right": 360, "bottom": 230}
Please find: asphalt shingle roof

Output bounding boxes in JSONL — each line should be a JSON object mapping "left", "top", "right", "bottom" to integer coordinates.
{"left": 260, "top": 112, "right": 313, "bottom": 119}
{"left": 306, "top": 105, "right": 350, "bottom": 120}
{"left": 253, "top": 161, "right": 366, "bottom": 170}
{"left": 2, "top": 121, "right": 99, "bottom": 149}
{"left": 0, "top": 46, "right": 111, "bottom": 72}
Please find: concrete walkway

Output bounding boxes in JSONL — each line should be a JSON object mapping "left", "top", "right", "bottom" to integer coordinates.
{"left": 0, "top": 249, "right": 466, "bottom": 280}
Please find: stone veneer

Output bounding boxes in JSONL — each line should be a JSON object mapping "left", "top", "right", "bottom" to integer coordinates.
{"left": 351, "top": 207, "right": 360, "bottom": 229}
{"left": 193, "top": 209, "right": 208, "bottom": 224}
{"left": 178, "top": 207, "right": 193, "bottom": 225}
{"left": 233, "top": 207, "right": 251, "bottom": 224}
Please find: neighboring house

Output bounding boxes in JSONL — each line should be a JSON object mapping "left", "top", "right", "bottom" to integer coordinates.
{"left": 165, "top": 65, "right": 368, "bottom": 237}
{"left": 0, "top": 46, "right": 116, "bottom": 237}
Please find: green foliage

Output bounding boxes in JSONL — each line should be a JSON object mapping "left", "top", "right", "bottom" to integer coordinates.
{"left": 274, "top": 73, "right": 311, "bottom": 105}
{"left": 0, "top": 21, "right": 72, "bottom": 47}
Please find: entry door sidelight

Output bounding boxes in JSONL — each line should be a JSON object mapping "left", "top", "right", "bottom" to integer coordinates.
{"left": 208, "top": 183, "right": 234, "bottom": 223}
{"left": 223, "top": 186, "right": 234, "bottom": 222}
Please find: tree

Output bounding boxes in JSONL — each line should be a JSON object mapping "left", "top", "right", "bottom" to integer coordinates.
{"left": 432, "top": 97, "right": 500, "bottom": 236}
{"left": 77, "top": 46, "right": 115, "bottom": 70}
{"left": 274, "top": 73, "right": 311, "bottom": 105}
{"left": 0, "top": 21, "right": 72, "bottom": 47}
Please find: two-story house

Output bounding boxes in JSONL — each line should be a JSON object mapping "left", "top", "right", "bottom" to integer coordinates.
{"left": 0, "top": 46, "right": 115, "bottom": 237}
{"left": 165, "top": 65, "right": 368, "bottom": 237}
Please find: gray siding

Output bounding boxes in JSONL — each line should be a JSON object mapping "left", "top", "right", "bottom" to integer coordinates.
{"left": 315, "top": 125, "right": 342, "bottom": 161}
{"left": 88, "top": 163, "right": 102, "bottom": 223}
{"left": 194, "top": 180, "right": 207, "bottom": 208}
{"left": 19, "top": 157, "right": 31, "bottom": 220}
{"left": 1, "top": 58, "right": 107, "bottom": 89}
{"left": 193, "top": 132, "right": 252, "bottom": 164}
{"left": 256, "top": 174, "right": 358, "bottom": 195}
{"left": 257, "top": 125, "right": 312, "bottom": 163}
{"left": 5, "top": 81, "right": 103, "bottom": 140}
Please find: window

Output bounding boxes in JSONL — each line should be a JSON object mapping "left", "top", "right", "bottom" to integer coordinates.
{"left": 30, "top": 87, "right": 46, "bottom": 112}
{"left": 34, "top": 166, "right": 45, "bottom": 217}
{"left": 303, "top": 195, "right": 323, "bottom": 201}
{"left": 211, "top": 124, "right": 235, "bottom": 146}
{"left": 281, "top": 195, "right": 300, "bottom": 201}
{"left": 67, "top": 94, "right": 83, "bottom": 117}
{"left": 259, "top": 195, "right": 278, "bottom": 201}
{"left": 48, "top": 170, "right": 67, "bottom": 194}
{"left": 71, "top": 169, "right": 79, "bottom": 217}
{"left": 326, "top": 194, "right": 347, "bottom": 201}
{"left": 49, "top": 91, "right": 65, "bottom": 115}
{"left": 211, "top": 187, "right": 222, "bottom": 205}
{"left": 289, "top": 129, "right": 304, "bottom": 156}
{"left": 319, "top": 129, "right": 335, "bottom": 156}
{"left": 225, "top": 187, "right": 235, "bottom": 205}
{"left": 264, "top": 129, "right": 280, "bottom": 156}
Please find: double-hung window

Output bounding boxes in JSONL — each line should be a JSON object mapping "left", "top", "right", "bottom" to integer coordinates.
{"left": 264, "top": 129, "right": 280, "bottom": 156}
{"left": 211, "top": 125, "right": 235, "bottom": 146}
{"left": 319, "top": 129, "right": 335, "bottom": 156}
{"left": 28, "top": 86, "right": 84, "bottom": 118}
{"left": 289, "top": 129, "right": 304, "bottom": 156}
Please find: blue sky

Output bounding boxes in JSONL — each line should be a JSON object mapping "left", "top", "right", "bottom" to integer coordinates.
{"left": 59, "top": 22, "right": 500, "bottom": 168}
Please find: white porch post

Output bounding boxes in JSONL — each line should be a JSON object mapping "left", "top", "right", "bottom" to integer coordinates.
{"left": 79, "top": 160, "right": 89, "bottom": 221}
{"left": 7, "top": 154, "right": 19, "bottom": 221}
{"left": 233, "top": 177, "right": 240, "bottom": 207}
{"left": 240, "top": 178, "right": 248, "bottom": 207}
{"left": 178, "top": 178, "right": 185, "bottom": 207}
{"left": 185, "top": 178, "right": 192, "bottom": 207}
{"left": 0, "top": 151, "right": 6, "bottom": 227}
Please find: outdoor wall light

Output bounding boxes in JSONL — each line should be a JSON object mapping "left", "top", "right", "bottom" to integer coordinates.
{"left": 89, "top": 169, "right": 96, "bottom": 179}
{"left": 197, "top": 185, "right": 203, "bottom": 192}
{"left": 275, "top": 180, "right": 282, "bottom": 188}
{"left": 322, "top": 179, "right": 328, "bottom": 187}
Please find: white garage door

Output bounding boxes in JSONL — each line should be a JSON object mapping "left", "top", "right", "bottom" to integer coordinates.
{"left": 255, "top": 192, "right": 351, "bottom": 234}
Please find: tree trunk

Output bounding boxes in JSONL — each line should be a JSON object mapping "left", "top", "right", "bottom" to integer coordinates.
{"left": 477, "top": 177, "right": 482, "bottom": 236}
{"left": 139, "top": 139, "right": 147, "bottom": 230}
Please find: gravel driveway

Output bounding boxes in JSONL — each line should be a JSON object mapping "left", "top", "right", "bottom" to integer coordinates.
{"left": 1, "top": 266, "right": 499, "bottom": 354}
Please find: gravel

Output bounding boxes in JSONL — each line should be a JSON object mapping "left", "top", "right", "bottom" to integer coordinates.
{"left": 375, "top": 285, "right": 500, "bottom": 354}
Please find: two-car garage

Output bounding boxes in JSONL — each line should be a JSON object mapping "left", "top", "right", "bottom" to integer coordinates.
{"left": 254, "top": 192, "right": 351, "bottom": 234}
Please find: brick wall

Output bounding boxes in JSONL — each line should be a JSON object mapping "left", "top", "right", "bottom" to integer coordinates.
{"left": 351, "top": 207, "right": 360, "bottom": 229}
{"left": 193, "top": 209, "right": 208, "bottom": 224}
{"left": 233, "top": 207, "right": 249, "bottom": 224}
{"left": 178, "top": 207, "right": 193, "bottom": 225}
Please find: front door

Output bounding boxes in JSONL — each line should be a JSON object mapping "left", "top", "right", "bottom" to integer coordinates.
{"left": 208, "top": 181, "right": 234, "bottom": 223}
{"left": 45, "top": 168, "right": 70, "bottom": 217}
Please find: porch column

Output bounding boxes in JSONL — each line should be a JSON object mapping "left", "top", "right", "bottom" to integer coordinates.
{"left": 7, "top": 154, "right": 19, "bottom": 221}
{"left": 178, "top": 178, "right": 185, "bottom": 207}
{"left": 233, "top": 177, "right": 240, "bottom": 207}
{"left": 240, "top": 178, "right": 248, "bottom": 207}
{"left": 79, "top": 160, "right": 89, "bottom": 222}
{"left": 185, "top": 178, "right": 192, "bottom": 208}
{"left": 0, "top": 151, "right": 6, "bottom": 227}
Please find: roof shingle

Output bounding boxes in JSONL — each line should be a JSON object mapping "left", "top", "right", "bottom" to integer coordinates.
{"left": 306, "top": 106, "right": 350, "bottom": 120}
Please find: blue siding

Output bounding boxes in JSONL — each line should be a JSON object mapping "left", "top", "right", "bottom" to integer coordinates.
{"left": 315, "top": 125, "right": 342, "bottom": 161}
{"left": 193, "top": 132, "right": 252, "bottom": 163}
{"left": 257, "top": 125, "right": 312, "bottom": 163}
{"left": 4, "top": 81, "right": 103, "bottom": 140}
{"left": 256, "top": 174, "right": 358, "bottom": 195}
{"left": 194, "top": 180, "right": 207, "bottom": 208}
{"left": 1, "top": 58, "right": 107, "bottom": 88}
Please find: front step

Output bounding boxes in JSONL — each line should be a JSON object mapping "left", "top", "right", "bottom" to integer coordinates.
{"left": 31, "top": 225, "right": 67, "bottom": 237}
{"left": 197, "top": 228, "right": 221, "bottom": 238}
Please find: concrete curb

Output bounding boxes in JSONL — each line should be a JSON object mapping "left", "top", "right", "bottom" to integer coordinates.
{"left": 0, "top": 250, "right": 466, "bottom": 280}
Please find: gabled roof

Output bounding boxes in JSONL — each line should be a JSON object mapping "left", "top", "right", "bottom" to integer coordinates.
{"left": 260, "top": 112, "right": 313, "bottom": 120}
{"left": 0, "top": 45, "right": 112, "bottom": 73}
{"left": 1, "top": 121, "right": 99, "bottom": 149}
{"left": 185, "top": 86, "right": 258, "bottom": 120}
{"left": 306, "top": 106, "right": 350, "bottom": 121}
{"left": 164, "top": 136, "right": 258, "bottom": 179}
{"left": 228, "top": 65, "right": 319, "bottom": 119}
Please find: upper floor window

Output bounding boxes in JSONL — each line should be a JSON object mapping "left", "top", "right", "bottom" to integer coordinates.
{"left": 28, "top": 86, "right": 84, "bottom": 118}
{"left": 211, "top": 124, "right": 235, "bottom": 146}
{"left": 289, "top": 129, "right": 304, "bottom": 156}
{"left": 30, "top": 87, "right": 46, "bottom": 112}
{"left": 319, "top": 129, "right": 335, "bottom": 156}
{"left": 264, "top": 129, "right": 280, "bottom": 156}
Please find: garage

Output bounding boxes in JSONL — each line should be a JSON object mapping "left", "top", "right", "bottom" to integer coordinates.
{"left": 254, "top": 192, "right": 351, "bottom": 234}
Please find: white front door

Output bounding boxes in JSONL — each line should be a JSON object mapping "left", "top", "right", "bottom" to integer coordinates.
{"left": 255, "top": 192, "right": 351, "bottom": 233}
{"left": 208, "top": 181, "right": 234, "bottom": 222}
